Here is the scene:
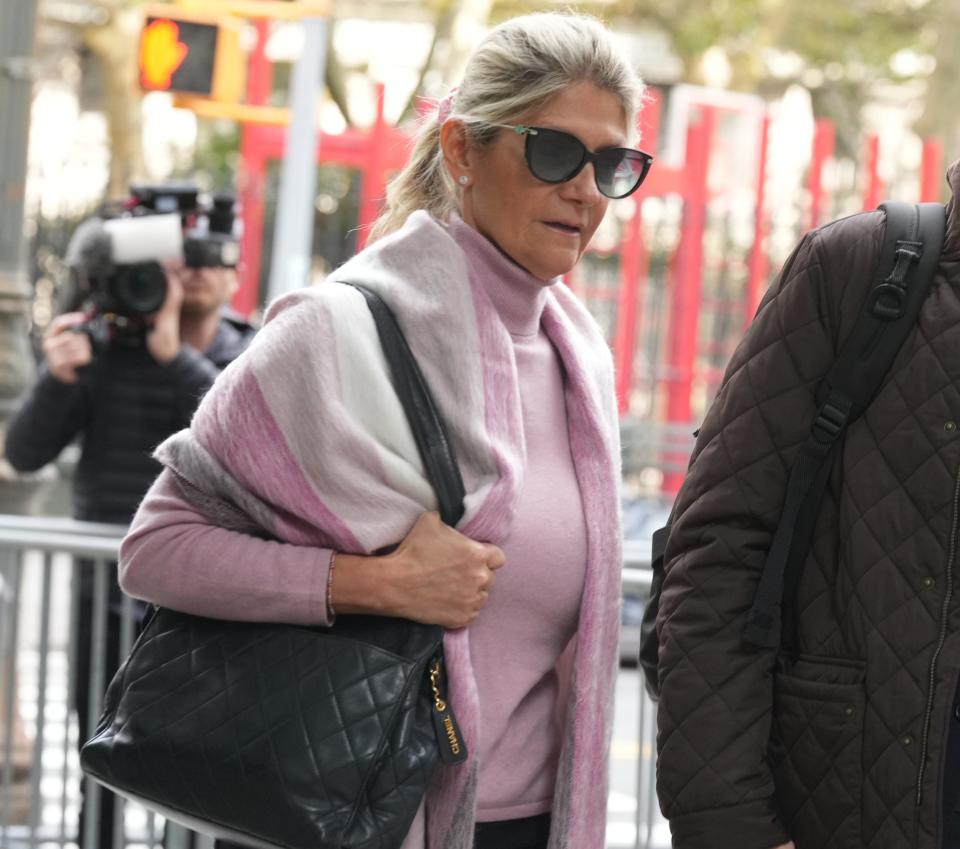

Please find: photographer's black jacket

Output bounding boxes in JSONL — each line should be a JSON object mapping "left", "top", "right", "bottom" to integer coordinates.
{"left": 4, "top": 313, "right": 256, "bottom": 524}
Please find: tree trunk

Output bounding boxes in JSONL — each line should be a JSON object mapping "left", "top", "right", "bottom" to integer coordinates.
{"left": 396, "top": 0, "right": 494, "bottom": 124}
{"left": 441, "top": 0, "right": 494, "bottom": 82}
{"left": 398, "top": 1, "right": 458, "bottom": 123}
{"left": 324, "top": 19, "right": 354, "bottom": 127}
{"left": 916, "top": 1, "right": 960, "bottom": 178}
{"left": 81, "top": 3, "right": 145, "bottom": 199}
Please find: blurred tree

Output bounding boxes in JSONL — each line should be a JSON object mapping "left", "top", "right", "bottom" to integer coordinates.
{"left": 490, "top": 0, "right": 759, "bottom": 77}
{"left": 48, "top": 0, "right": 359, "bottom": 197}
{"left": 398, "top": 0, "right": 495, "bottom": 122}
{"left": 398, "top": 1, "right": 459, "bottom": 122}
{"left": 748, "top": 0, "right": 931, "bottom": 158}
{"left": 75, "top": 0, "right": 147, "bottom": 198}
{"left": 43, "top": 0, "right": 945, "bottom": 193}
{"left": 38, "top": 0, "right": 149, "bottom": 198}
{"left": 752, "top": 0, "right": 927, "bottom": 77}
{"left": 499, "top": 0, "right": 930, "bottom": 88}
{"left": 172, "top": 121, "right": 240, "bottom": 190}
{"left": 916, "top": 0, "right": 960, "bottom": 169}
{"left": 490, "top": 0, "right": 931, "bottom": 157}
{"left": 39, "top": 0, "right": 500, "bottom": 200}
{"left": 324, "top": 18, "right": 353, "bottom": 126}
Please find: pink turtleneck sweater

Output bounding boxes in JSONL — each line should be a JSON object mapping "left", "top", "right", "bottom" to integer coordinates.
{"left": 119, "top": 215, "right": 588, "bottom": 822}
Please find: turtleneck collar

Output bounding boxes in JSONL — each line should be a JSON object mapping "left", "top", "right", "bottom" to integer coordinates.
{"left": 448, "top": 213, "right": 558, "bottom": 338}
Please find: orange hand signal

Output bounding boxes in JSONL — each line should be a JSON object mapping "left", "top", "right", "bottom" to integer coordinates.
{"left": 140, "top": 19, "right": 189, "bottom": 90}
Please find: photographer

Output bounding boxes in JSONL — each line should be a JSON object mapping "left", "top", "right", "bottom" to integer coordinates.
{"left": 3, "top": 185, "right": 255, "bottom": 848}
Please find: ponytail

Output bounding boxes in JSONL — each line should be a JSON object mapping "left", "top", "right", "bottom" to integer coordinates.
{"left": 367, "top": 116, "right": 455, "bottom": 244}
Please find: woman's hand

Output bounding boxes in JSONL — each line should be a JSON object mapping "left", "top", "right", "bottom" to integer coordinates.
{"left": 332, "top": 511, "right": 506, "bottom": 629}
{"left": 770, "top": 842, "right": 796, "bottom": 849}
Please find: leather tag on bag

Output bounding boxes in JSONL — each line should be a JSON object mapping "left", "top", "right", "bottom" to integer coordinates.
{"left": 433, "top": 701, "right": 468, "bottom": 764}
{"left": 430, "top": 660, "right": 468, "bottom": 764}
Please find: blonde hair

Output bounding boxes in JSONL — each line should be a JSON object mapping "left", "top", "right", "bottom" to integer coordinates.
{"left": 368, "top": 13, "right": 645, "bottom": 243}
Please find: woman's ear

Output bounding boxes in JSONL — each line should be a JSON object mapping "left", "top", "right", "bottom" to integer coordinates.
{"left": 439, "top": 119, "right": 473, "bottom": 184}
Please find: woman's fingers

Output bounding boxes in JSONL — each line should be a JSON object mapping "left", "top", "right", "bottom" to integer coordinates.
{"left": 391, "top": 511, "right": 509, "bottom": 627}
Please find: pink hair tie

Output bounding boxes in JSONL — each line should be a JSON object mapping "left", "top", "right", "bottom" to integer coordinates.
{"left": 437, "top": 87, "right": 458, "bottom": 122}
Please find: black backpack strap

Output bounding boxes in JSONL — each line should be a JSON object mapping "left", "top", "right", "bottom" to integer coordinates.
{"left": 651, "top": 524, "right": 670, "bottom": 570}
{"left": 638, "top": 522, "right": 673, "bottom": 699}
{"left": 743, "top": 201, "right": 945, "bottom": 648}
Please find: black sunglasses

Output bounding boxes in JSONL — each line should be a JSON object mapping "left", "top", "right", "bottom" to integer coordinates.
{"left": 490, "top": 123, "right": 654, "bottom": 199}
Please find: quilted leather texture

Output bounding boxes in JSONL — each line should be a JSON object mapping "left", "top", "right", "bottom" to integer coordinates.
{"left": 81, "top": 610, "right": 443, "bottom": 849}
{"left": 656, "top": 176, "right": 960, "bottom": 849}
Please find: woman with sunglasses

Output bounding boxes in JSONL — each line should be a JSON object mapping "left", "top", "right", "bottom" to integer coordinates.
{"left": 119, "top": 12, "right": 648, "bottom": 849}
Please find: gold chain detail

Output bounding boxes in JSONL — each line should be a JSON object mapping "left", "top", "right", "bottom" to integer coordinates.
{"left": 430, "top": 660, "right": 447, "bottom": 712}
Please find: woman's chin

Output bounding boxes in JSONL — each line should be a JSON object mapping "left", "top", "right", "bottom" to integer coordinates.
{"left": 539, "top": 252, "right": 582, "bottom": 281}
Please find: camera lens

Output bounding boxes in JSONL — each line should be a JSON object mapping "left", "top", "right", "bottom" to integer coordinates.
{"left": 110, "top": 262, "right": 167, "bottom": 315}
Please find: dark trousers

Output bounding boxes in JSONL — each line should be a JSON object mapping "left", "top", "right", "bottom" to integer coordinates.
{"left": 473, "top": 813, "right": 551, "bottom": 849}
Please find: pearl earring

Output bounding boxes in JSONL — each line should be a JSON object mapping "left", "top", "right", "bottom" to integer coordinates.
{"left": 458, "top": 175, "right": 469, "bottom": 186}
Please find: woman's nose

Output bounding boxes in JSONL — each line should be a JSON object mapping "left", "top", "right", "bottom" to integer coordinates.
{"left": 559, "top": 162, "right": 602, "bottom": 205}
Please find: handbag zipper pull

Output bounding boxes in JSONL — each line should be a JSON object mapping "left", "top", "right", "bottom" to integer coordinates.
{"left": 429, "top": 658, "right": 468, "bottom": 764}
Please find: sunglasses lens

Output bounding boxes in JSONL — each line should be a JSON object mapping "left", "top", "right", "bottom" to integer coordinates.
{"left": 526, "top": 128, "right": 585, "bottom": 183}
{"left": 522, "top": 126, "right": 652, "bottom": 198}
{"left": 596, "top": 150, "right": 648, "bottom": 199}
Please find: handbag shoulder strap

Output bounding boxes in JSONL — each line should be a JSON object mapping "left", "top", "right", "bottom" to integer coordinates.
{"left": 340, "top": 281, "right": 466, "bottom": 528}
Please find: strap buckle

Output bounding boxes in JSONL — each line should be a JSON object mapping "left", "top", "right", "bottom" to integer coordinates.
{"left": 893, "top": 243, "right": 922, "bottom": 267}
{"left": 871, "top": 241, "right": 923, "bottom": 319}
{"left": 812, "top": 398, "right": 850, "bottom": 444}
{"left": 870, "top": 283, "right": 907, "bottom": 319}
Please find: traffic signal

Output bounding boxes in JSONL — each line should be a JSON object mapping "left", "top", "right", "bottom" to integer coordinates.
{"left": 138, "top": 5, "right": 245, "bottom": 103}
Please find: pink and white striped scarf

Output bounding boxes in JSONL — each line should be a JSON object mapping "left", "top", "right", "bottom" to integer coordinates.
{"left": 155, "top": 211, "right": 623, "bottom": 849}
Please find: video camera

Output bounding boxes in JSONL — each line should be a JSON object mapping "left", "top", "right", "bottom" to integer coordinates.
{"left": 66, "top": 184, "right": 240, "bottom": 324}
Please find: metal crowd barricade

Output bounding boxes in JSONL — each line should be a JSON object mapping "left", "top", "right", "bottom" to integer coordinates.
{"left": 0, "top": 515, "right": 666, "bottom": 849}
{"left": 620, "top": 419, "right": 698, "bottom": 478}
{"left": 0, "top": 517, "right": 208, "bottom": 849}
{"left": 620, "top": 543, "right": 669, "bottom": 849}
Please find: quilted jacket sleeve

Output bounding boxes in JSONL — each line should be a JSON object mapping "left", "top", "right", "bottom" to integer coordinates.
{"left": 4, "top": 364, "right": 92, "bottom": 472}
{"left": 655, "top": 215, "right": 882, "bottom": 849}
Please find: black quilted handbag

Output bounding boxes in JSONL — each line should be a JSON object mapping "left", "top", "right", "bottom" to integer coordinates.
{"left": 80, "top": 283, "right": 469, "bottom": 849}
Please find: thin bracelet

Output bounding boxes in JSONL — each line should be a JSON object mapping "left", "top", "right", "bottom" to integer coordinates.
{"left": 325, "top": 551, "right": 337, "bottom": 625}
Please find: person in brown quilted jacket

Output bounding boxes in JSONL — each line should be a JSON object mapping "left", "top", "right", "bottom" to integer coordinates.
{"left": 656, "top": 160, "right": 960, "bottom": 849}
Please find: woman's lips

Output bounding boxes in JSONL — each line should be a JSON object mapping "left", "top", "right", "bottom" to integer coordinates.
{"left": 543, "top": 221, "right": 581, "bottom": 237}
